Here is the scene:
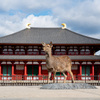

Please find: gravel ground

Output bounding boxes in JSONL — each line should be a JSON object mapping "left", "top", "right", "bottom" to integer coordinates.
{"left": 0, "top": 85, "right": 100, "bottom": 100}
{"left": 40, "top": 83, "right": 97, "bottom": 89}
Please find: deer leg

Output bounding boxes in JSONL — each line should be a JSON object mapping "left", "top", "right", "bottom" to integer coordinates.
{"left": 68, "top": 71, "right": 74, "bottom": 83}
{"left": 63, "top": 72, "right": 67, "bottom": 83}
{"left": 47, "top": 72, "right": 51, "bottom": 84}
{"left": 53, "top": 72, "right": 56, "bottom": 83}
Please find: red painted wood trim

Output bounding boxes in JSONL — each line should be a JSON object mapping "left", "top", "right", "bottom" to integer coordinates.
{"left": 92, "top": 62, "right": 94, "bottom": 76}
{"left": 38, "top": 62, "right": 41, "bottom": 75}
{"left": 12, "top": 62, "right": 15, "bottom": 75}
{"left": 24, "top": 62, "right": 27, "bottom": 75}
{"left": 0, "top": 62, "right": 1, "bottom": 75}
{"left": 79, "top": 62, "right": 82, "bottom": 75}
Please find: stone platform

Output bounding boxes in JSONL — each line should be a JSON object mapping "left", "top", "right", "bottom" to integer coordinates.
{"left": 40, "top": 83, "right": 97, "bottom": 89}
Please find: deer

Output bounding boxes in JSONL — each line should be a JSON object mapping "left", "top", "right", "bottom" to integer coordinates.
{"left": 42, "top": 42, "right": 74, "bottom": 83}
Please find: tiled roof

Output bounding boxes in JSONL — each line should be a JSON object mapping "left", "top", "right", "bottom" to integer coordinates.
{"left": 0, "top": 55, "right": 100, "bottom": 61}
{"left": 0, "top": 28, "right": 100, "bottom": 44}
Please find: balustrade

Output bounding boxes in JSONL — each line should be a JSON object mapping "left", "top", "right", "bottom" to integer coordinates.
{"left": 0, "top": 45, "right": 94, "bottom": 55}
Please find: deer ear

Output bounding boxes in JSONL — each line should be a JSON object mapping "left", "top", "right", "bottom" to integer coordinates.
{"left": 42, "top": 42, "right": 46, "bottom": 46}
{"left": 50, "top": 41, "right": 53, "bottom": 47}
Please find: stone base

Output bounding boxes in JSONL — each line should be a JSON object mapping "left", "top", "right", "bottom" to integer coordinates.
{"left": 40, "top": 83, "right": 97, "bottom": 89}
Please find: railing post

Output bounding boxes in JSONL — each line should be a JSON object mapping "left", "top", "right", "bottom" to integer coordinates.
{"left": 16, "top": 75, "right": 17, "bottom": 85}
{"left": 43, "top": 75, "right": 44, "bottom": 84}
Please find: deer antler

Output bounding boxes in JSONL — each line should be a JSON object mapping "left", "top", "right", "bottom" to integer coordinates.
{"left": 50, "top": 41, "right": 53, "bottom": 47}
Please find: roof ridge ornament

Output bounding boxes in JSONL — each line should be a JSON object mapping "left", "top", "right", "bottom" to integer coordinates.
{"left": 61, "top": 23, "right": 66, "bottom": 29}
{"left": 26, "top": 23, "right": 31, "bottom": 29}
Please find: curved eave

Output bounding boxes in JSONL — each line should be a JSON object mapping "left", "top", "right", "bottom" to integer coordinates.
{"left": 0, "top": 43, "right": 100, "bottom": 46}
{"left": 0, "top": 55, "right": 100, "bottom": 62}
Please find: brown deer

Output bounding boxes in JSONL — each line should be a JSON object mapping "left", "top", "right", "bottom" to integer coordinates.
{"left": 42, "top": 42, "right": 74, "bottom": 83}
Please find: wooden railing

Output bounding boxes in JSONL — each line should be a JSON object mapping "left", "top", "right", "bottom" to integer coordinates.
{"left": 0, "top": 75, "right": 100, "bottom": 85}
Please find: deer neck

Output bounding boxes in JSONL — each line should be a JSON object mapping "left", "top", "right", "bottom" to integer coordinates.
{"left": 46, "top": 50, "right": 52, "bottom": 58}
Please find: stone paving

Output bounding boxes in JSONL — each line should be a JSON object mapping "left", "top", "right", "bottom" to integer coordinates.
{"left": 40, "top": 83, "right": 97, "bottom": 89}
{"left": 0, "top": 85, "right": 100, "bottom": 100}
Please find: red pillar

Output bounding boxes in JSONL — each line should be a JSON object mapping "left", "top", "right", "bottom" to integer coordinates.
{"left": 38, "top": 62, "right": 42, "bottom": 80}
{"left": 12, "top": 62, "right": 15, "bottom": 80}
{"left": 38, "top": 62, "right": 41, "bottom": 76}
{"left": 0, "top": 62, "right": 2, "bottom": 80}
{"left": 91, "top": 62, "right": 94, "bottom": 80}
{"left": 78, "top": 62, "right": 82, "bottom": 80}
{"left": 24, "top": 62, "right": 27, "bottom": 75}
{"left": 24, "top": 62, "right": 27, "bottom": 80}
{"left": 67, "top": 72, "right": 70, "bottom": 80}
{"left": 79, "top": 64, "right": 82, "bottom": 75}
{"left": 99, "top": 68, "right": 100, "bottom": 80}
{"left": 0, "top": 62, "right": 1, "bottom": 75}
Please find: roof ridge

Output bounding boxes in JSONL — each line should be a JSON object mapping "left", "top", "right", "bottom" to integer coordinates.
{"left": 30, "top": 27, "right": 61, "bottom": 29}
